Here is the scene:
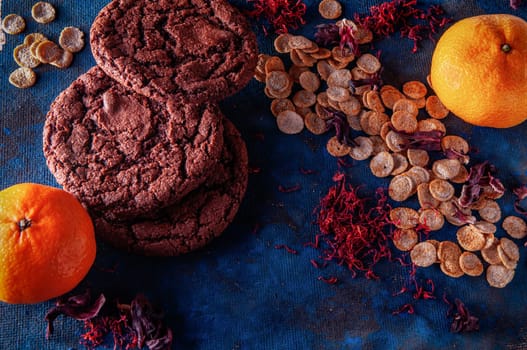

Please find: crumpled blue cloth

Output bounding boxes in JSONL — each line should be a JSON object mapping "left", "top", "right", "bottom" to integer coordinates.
{"left": 2, "top": 0, "right": 527, "bottom": 349}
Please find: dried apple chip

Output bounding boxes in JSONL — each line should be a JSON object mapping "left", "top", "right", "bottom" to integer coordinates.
{"left": 298, "top": 71, "right": 321, "bottom": 92}
{"left": 425, "top": 95, "right": 449, "bottom": 119}
{"left": 502, "top": 216, "right": 527, "bottom": 239}
{"left": 393, "top": 228, "right": 418, "bottom": 251}
{"left": 50, "top": 49, "right": 74, "bottom": 69}
{"left": 390, "top": 207, "right": 419, "bottom": 229}
{"left": 276, "top": 110, "right": 304, "bottom": 135}
{"left": 486, "top": 264, "right": 515, "bottom": 288}
{"left": 13, "top": 44, "right": 41, "bottom": 68}
{"left": 32, "top": 2, "right": 56, "bottom": 24}
{"left": 369, "top": 151, "right": 394, "bottom": 178}
{"left": 59, "top": 26, "right": 85, "bottom": 53}
{"left": 456, "top": 225, "right": 486, "bottom": 251}
{"left": 459, "top": 252, "right": 484, "bottom": 277}
{"left": 326, "top": 136, "right": 351, "bottom": 157}
{"left": 318, "top": 0, "right": 342, "bottom": 19}
{"left": 349, "top": 136, "right": 373, "bottom": 161}
{"left": 35, "top": 40, "right": 63, "bottom": 64}
{"left": 402, "top": 80, "right": 427, "bottom": 99}
{"left": 389, "top": 175, "right": 416, "bottom": 202}
{"left": 410, "top": 241, "right": 437, "bottom": 267}
{"left": 2, "top": 14, "right": 26, "bottom": 35}
{"left": 418, "top": 208, "right": 444, "bottom": 231}
{"left": 9, "top": 67, "right": 37, "bottom": 88}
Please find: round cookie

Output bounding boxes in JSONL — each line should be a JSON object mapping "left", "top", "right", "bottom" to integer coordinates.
{"left": 43, "top": 66, "right": 224, "bottom": 221}
{"left": 90, "top": 0, "right": 258, "bottom": 104}
{"left": 94, "top": 118, "right": 249, "bottom": 256}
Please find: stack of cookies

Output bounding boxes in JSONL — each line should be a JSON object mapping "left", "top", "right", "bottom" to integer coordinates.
{"left": 43, "top": 0, "right": 258, "bottom": 256}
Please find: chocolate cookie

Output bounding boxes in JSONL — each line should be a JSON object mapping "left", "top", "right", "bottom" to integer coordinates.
{"left": 94, "top": 118, "right": 249, "bottom": 256}
{"left": 90, "top": 0, "right": 258, "bottom": 104}
{"left": 43, "top": 66, "right": 224, "bottom": 221}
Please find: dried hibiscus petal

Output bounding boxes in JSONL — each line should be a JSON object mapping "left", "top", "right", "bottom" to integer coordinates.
{"left": 511, "top": 0, "right": 523, "bottom": 9}
{"left": 45, "top": 290, "right": 106, "bottom": 339}
{"left": 459, "top": 161, "right": 504, "bottom": 208}
{"left": 447, "top": 298, "right": 480, "bottom": 333}
{"left": 513, "top": 185, "right": 527, "bottom": 215}
{"left": 131, "top": 294, "right": 172, "bottom": 349}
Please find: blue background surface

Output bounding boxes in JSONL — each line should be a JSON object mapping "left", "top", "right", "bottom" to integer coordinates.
{"left": 2, "top": 0, "right": 527, "bottom": 349}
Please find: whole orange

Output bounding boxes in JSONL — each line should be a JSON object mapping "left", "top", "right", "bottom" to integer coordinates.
{"left": 0, "top": 183, "right": 96, "bottom": 304}
{"left": 430, "top": 14, "right": 527, "bottom": 128}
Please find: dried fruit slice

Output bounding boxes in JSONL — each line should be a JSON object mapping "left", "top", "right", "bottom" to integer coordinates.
{"left": 425, "top": 95, "right": 449, "bottom": 119}
{"left": 273, "top": 33, "right": 292, "bottom": 53}
{"left": 486, "top": 264, "right": 515, "bottom": 288}
{"left": 2, "top": 14, "right": 26, "bottom": 35}
{"left": 417, "top": 183, "right": 440, "bottom": 209}
{"left": 318, "top": 0, "right": 342, "bottom": 19}
{"left": 58, "top": 27, "right": 85, "bottom": 53}
{"left": 276, "top": 110, "right": 304, "bottom": 134}
{"left": 390, "top": 207, "right": 419, "bottom": 229}
{"left": 50, "top": 49, "right": 74, "bottom": 69}
{"left": 389, "top": 175, "right": 416, "bottom": 202}
{"left": 402, "top": 81, "right": 427, "bottom": 99}
{"left": 369, "top": 151, "right": 394, "bottom": 178}
{"left": 459, "top": 252, "right": 484, "bottom": 277}
{"left": 393, "top": 228, "right": 418, "bottom": 251}
{"left": 24, "top": 33, "right": 47, "bottom": 46}
{"left": 304, "top": 112, "right": 328, "bottom": 135}
{"left": 292, "top": 90, "right": 316, "bottom": 108}
{"left": 13, "top": 44, "right": 41, "bottom": 68}
{"left": 356, "top": 53, "right": 381, "bottom": 74}
{"left": 8, "top": 67, "right": 37, "bottom": 88}
{"left": 456, "top": 225, "right": 486, "bottom": 251}
{"left": 391, "top": 110, "right": 417, "bottom": 133}
{"left": 410, "top": 241, "right": 437, "bottom": 267}
{"left": 390, "top": 153, "right": 408, "bottom": 176}
{"left": 438, "top": 241, "right": 464, "bottom": 278}
{"left": 298, "top": 71, "right": 321, "bottom": 92}
{"left": 432, "top": 159, "right": 461, "bottom": 180}
{"left": 32, "top": 2, "right": 56, "bottom": 24}
{"left": 478, "top": 200, "right": 502, "bottom": 223}
{"left": 481, "top": 240, "right": 502, "bottom": 265}
{"left": 393, "top": 99, "right": 419, "bottom": 118}
{"left": 418, "top": 208, "right": 444, "bottom": 231}
{"left": 502, "top": 216, "right": 527, "bottom": 239}
{"left": 35, "top": 40, "right": 63, "bottom": 64}
{"left": 270, "top": 98, "right": 295, "bottom": 117}
{"left": 407, "top": 149, "right": 429, "bottom": 168}
{"left": 326, "top": 136, "right": 351, "bottom": 157}
{"left": 380, "top": 85, "right": 405, "bottom": 110}
{"left": 349, "top": 136, "right": 373, "bottom": 161}
{"left": 429, "top": 179, "right": 455, "bottom": 202}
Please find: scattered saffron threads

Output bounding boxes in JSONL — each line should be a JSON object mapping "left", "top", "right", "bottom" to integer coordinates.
{"left": 274, "top": 244, "right": 298, "bottom": 254}
{"left": 304, "top": 234, "right": 321, "bottom": 249}
{"left": 249, "top": 165, "right": 262, "bottom": 174}
{"left": 443, "top": 296, "right": 480, "bottom": 333}
{"left": 513, "top": 185, "right": 527, "bottom": 216}
{"left": 337, "top": 157, "right": 354, "bottom": 168}
{"left": 310, "top": 259, "right": 327, "bottom": 269}
{"left": 314, "top": 172, "right": 394, "bottom": 279}
{"left": 245, "top": 0, "right": 307, "bottom": 34}
{"left": 317, "top": 276, "right": 339, "bottom": 284}
{"left": 354, "top": 0, "right": 451, "bottom": 53}
{"left": 511, "top": 0, "right": 523, "bottom": 9}
{"left": 278, "top": 184, "right": 302, "bottom": 193}
{"left": 392, "top": 303, "right": 415, "bottom": 315}
{"left": 299, "top": 167, "right": 317, "bottom": 175}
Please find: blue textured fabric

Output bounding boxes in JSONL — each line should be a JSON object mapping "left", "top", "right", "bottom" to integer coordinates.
{"left": 2, "top": 0, "right": 527, "bottom": 349}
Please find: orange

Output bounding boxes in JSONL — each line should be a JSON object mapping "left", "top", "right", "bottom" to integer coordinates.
{"left": 430, "top": 14, "right": 527, "bottom": 128}
{"left": 0, "top": 183, "right": 96, "bottom": 304}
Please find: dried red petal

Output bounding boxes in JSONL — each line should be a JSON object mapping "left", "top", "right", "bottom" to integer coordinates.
{"left": 45, "top": 290, "right": 106, "bottom": 339}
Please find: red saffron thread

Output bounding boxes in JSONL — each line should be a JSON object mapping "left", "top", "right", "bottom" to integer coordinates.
{"left": 355, "top": 0, "right": 451, "bottom": 53}
{"left": 278, "top": 184, "right": 302, "bottom": 193}
{"left": 318, "top": 276, "right": 338, "bottom": 284}
{"left": 314, "top": 172, "right": 394, "bottom": 279}
{"left": 299, "top": 167, "right": 317, "bottom": 175}
{"left": 245, "top": 0, "right": 307, "bottom": 34}
{"left": 392, "top": 303, "right": 415, "bottom": 315}
{"left": 274, "top": 244, "right": 298, "bottom": 254}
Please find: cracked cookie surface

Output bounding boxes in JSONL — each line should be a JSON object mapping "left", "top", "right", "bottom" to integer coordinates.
{"left": 94, "top": 118, "right": 249, "bottom": 256}
{"left": 43, "top": 66, "right": 224, "bottom": 221}
{"left": 90, "top": 0, "right": 258, "bottom": 104}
